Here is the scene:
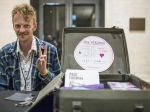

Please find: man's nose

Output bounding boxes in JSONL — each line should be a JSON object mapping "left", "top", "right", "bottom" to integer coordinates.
{"left": 19, "top": 26, "right": 25, "bottom": 32}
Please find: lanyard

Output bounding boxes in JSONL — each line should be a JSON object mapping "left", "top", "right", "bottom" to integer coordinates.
{"left": 18, "top": 52, "right": 34, "bottom": 91}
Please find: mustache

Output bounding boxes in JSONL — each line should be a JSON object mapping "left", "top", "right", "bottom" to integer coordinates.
{"left": 18, "top": 32, "right": 28, "bottom": 35}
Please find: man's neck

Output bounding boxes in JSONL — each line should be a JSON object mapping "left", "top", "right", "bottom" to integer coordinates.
{"left": 19, "top": 40, "right": 32, "bottom": 57}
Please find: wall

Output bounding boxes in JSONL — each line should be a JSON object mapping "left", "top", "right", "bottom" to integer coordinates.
{"left": 105, "top": 0, "right": 150, "bottom": 80}
{"left": 1, "top": 0, "right": 150, "bottom": 81}
{"left": 0, "top": 0, "right": 30, "bottom": 48}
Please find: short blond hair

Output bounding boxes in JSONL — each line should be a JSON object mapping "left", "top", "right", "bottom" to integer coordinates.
{"left": 12, "top": 4, "right": 37, "bottom": 23}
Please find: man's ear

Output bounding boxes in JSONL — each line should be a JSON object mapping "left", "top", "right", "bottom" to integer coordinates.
{"left": 33, "top": 22, "right": 37, "bottom": 31}
{"left": 12, "top": 23, "right": 15, "bottom": 30}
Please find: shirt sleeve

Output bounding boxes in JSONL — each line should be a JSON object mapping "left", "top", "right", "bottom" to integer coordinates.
{"left": 0, "top": 53, "right": 10, "bottom": 90}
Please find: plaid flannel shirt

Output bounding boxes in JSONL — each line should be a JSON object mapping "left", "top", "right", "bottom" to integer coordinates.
{"left": 0, "top": 37, "right": 61, "bottom": 91}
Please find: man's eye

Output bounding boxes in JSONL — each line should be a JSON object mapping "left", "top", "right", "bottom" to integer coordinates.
{"left": 25, "top": 25, "right": 30, "bottom": 27}
{"left": 15, "top": 25, "right": 20, "bottom": 28}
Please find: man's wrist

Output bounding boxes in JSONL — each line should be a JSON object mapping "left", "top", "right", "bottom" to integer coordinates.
{"left": 40, "top": 69, "right": 48, "bottom": 77}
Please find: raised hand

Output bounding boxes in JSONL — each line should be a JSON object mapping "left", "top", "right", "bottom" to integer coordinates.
{"left": 36, "top": 45, "right": 47, "bottom": 74}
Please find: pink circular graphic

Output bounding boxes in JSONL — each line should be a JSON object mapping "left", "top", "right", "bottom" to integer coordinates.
{"left": 74, "top": 36, "right": 114, "bottom": 72}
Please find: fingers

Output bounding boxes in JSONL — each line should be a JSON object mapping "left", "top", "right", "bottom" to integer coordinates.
{"left": 38, "top": 45, "right": 47, "bottom": 57}
{"left": 36, "top": 59, "right": 41, "bottom": 66}
{"left": 37, "top": 45, "right": 47, "bottom": 72}
{"left": 38, "top": 46, "right": 42, "bottom": 57}
{"left": 44, "top": 46, "right": 47, "bottom": 55}
{"left": 37, "top": 58, "right": 46, "bottom": 64}
{"left": 36, "top": 58, "right": 46, "bottom": 67}
{"left": 39, "top": 55, "right": 47, "bottom": 59}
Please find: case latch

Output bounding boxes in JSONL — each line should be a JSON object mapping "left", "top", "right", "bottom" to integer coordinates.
{"left": 72, "top": 101, "right": 82, "bottom": 112}
{"left": 118, "top": 70, "right": 126, "bottom": 82}
{"left": 134, "top": 103, "right": 144, "bottom": 112}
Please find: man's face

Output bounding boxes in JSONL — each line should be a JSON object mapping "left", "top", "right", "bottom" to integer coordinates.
{"left": 13, "top": 13, "right": 37, "bottom": 43}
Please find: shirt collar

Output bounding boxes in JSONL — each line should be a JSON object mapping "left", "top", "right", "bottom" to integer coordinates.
{"left": 16, "top": 36, "right": 37, "bottom": 55}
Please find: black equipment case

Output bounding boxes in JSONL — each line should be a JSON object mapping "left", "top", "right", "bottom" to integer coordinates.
{"left": 57, "top": 27, "right": 150, "bottom": 112}
{"left": 25, "top": 27, "right": 150, "bottom": 112}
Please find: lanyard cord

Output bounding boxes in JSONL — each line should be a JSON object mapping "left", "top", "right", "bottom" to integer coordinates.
{"left": 18, "top": 52, "right": 34, "bottom": 91}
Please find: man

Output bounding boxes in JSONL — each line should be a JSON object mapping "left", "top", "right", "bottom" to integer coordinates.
{"left": 0, "top": 4, "right": 61, "bottom": 91}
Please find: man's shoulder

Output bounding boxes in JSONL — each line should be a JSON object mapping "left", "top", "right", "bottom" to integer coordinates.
{"left": 35, "top": 37, "right": 57, "bottom": 51}
{"left": 0, "top": 41, "right": 16, "bottom": 53}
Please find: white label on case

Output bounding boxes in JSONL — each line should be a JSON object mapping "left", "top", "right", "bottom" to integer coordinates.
{"left": 74, "top": 36, "right": 114, "bottom": 72}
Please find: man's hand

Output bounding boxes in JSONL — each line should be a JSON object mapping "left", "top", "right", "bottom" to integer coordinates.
{"left": 36, "top": 45, "right": 47, "bottom": 75}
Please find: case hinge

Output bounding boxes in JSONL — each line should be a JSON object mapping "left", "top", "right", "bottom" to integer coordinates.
{"left": 72, "top": 101, "right": 82, "bottom": 112}
{"left": 111, "top": 26, "right": 119, "bottom": 29}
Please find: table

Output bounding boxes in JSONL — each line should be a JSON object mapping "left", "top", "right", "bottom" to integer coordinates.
{"left": 0, "top": 91, "right": 54, "bottom": 112}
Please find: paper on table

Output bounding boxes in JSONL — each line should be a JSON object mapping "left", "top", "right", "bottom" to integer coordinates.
{"left": 65, "top": 69, "right": 99, "bottom": 87}
{"left": 120, "top": 82, "right": 136, "bottom": 88}
{"left": 5, "top": 92, "right": 34, "bottom": 101}
{"left": 62, "top": 83, "right": 104, "bottom": 90}
{"left": 107, "top": 82, "right": 123, "bottom": 88}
